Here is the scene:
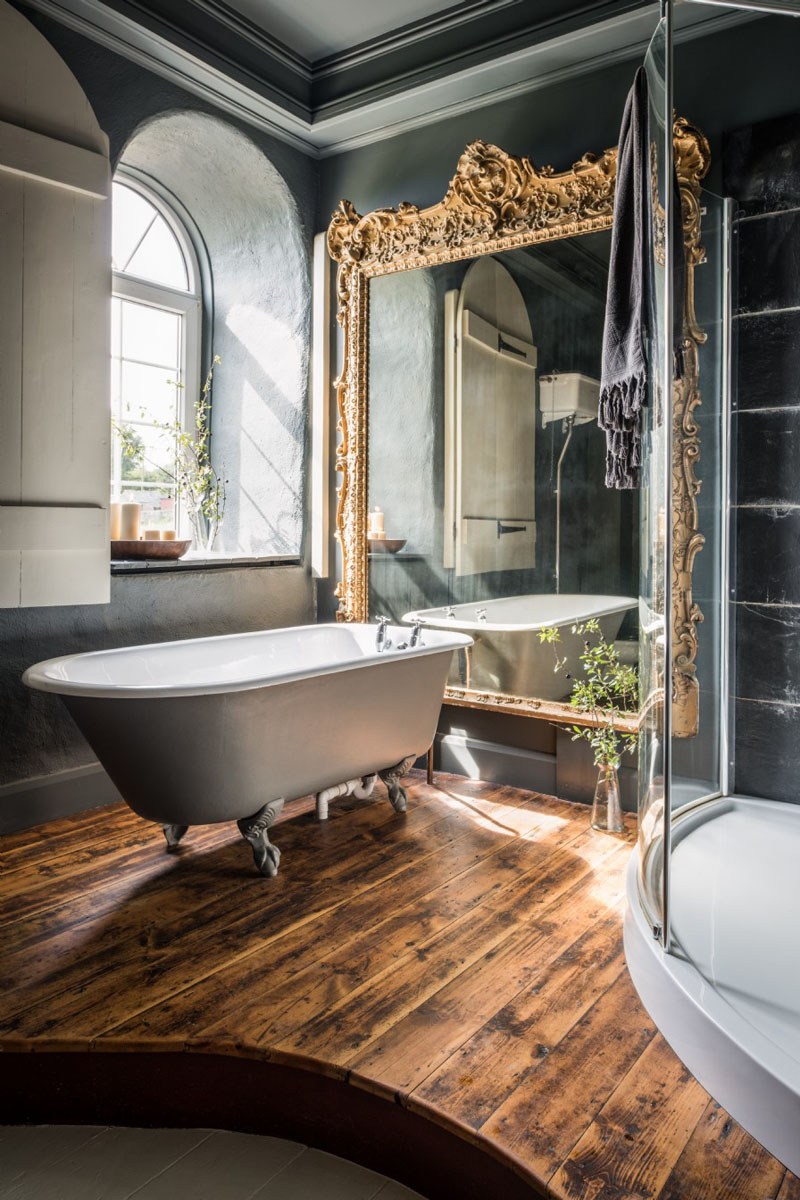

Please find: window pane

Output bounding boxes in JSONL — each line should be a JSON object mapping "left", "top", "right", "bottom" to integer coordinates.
{"left": 121, "top": 300, "right": 180, "bottom": 368}
{"left": 125, "top": 219, "right": 188, "bottom": 291}
{"left": 120, "top": 361, "right": 180, "bottom": 425}
{"left": 112, "top": 184, "right": 156, "bottom": 273}
{"left": 120, "top": 422, "right": 176, "bottom": 483}
{"left": 120, "top": 485, "right": 177, "bottom": 533}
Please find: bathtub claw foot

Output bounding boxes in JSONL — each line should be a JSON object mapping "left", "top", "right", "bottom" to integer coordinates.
{"left": 379, "top": 756, "right": 415, "bottom": 813}
{"left": 162, "top": 823, "right": 189, "bottom": 852}
{"left": 237, "top": 799, "right": 284, "bottom": 878}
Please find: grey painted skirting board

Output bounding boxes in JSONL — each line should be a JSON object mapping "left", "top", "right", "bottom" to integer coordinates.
{"left": 0, "top": 764, "right": 121, "bottom": 835}
{"left": 434, "top": 731, "right": 557, "bottom": 798}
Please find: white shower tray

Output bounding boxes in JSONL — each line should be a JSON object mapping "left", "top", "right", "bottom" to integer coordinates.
{"left": 625, "top": 795, "right": 800, "bottom": 1174}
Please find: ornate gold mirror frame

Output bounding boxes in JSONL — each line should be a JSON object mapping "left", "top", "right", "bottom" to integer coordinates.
{"left": 327, "top": 122, "right": 710, "bottom": 738}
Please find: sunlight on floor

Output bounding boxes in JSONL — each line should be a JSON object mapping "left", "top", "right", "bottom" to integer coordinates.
{"left": 433, "top": 785, "right": 569, "bottom": 838}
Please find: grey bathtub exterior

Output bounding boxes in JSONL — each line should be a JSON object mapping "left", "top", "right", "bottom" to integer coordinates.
{"left": 23, "top": 625, "right": 470, "bottom": 877}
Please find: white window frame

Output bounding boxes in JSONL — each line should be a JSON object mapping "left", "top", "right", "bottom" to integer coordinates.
{"left": 111, "top": 174, "right": 202, "bottom": 541}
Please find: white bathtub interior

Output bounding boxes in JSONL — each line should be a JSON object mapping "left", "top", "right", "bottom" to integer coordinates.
{"left": 403, "top": 593, "right": 637, "bottom": 632}
{"left": 22, "top": 623, "right": 471, "bottom": 699}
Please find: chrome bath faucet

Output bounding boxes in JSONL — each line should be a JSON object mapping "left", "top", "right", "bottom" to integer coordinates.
{"left": 376, "top": 616, "right": 392, "bottom": 652}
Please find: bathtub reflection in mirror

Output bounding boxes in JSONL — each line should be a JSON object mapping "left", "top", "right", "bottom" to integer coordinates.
{"left": 367, "top": 229, "right": 639, "bottom": 706}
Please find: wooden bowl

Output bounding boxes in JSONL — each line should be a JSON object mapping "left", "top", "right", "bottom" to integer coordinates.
{"left": 111, "top": 539, "right": 192, "bottom": 560}
{"left": 368, "top": 538, "right": 407, "bottom": 554}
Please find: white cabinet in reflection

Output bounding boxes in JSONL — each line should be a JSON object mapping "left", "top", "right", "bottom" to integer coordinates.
{"left": 444, "top": 257, "right": 537, "bottom": 576}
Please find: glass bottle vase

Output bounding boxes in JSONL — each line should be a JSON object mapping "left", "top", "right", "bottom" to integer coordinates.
{"left": 591, "top": 762, "right": 624, "bottom": 833}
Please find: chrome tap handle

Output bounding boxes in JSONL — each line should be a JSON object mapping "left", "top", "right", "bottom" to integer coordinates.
{"left": 375, "top": 615, "right": 392, "bottom": 652}
{"left": 444, "top": 606, "right": 456, "bottom": 619}
{"left": 409, "top": 620, "right": 424, "bottom": 648}
{"left": 476, "top": 607, "right": 488, "bottom": 622}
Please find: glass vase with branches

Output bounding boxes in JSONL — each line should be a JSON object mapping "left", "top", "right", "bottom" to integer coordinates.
{"left": 539, "top": 618, "right": 639, "bottom": 831}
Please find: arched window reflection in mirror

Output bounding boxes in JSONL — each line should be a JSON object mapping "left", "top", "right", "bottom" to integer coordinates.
{"left": 110, "top": 179, "right": 201, "bottom": 537}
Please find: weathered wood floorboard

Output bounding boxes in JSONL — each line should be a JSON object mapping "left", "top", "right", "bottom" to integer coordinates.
{"left": 0, "top": 771, "right": 790, "bottom": 1199}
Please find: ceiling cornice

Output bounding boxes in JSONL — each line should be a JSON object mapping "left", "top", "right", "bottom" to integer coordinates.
{"left": 181, "top": 0, "right": 309, "bottom": 77}
{"left": 17, "top": 0, "right": 758, "bottom": 160}
{"left": 313, "top": 0, "right": 527, "bottom": 76}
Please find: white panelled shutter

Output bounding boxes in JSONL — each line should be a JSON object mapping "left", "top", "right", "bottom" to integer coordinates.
{"left": 0, "top": 0, "right": 111, "bottom": 607}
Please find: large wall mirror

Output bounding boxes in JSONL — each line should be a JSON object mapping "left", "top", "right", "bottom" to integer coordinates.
{"left": 328, "top": 127, "right": 710, "bottom": 737}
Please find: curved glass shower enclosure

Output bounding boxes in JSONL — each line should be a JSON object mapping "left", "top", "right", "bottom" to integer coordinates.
{"left": 627, "top": 0, "right": 800, "bottom": 1176}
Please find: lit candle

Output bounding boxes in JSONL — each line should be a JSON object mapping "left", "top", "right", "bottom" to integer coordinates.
{"left": 119, "top": 502, "right": 140, "bottom": 541}
{"left": 143, "top": 529, "right": 161, "bottom": 540}
{"left": 109, "top": 502, "right": 122, "bottom": 541}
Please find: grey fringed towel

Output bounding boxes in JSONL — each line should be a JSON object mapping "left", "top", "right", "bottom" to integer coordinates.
{"left": 599, "top": 67, "right": 687, "bottom": 489}
{"left": 599, "top": 67, "right": 652, "bottom": 489}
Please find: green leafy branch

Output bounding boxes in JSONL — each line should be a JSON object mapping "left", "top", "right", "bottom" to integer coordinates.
{"left": 538, "top": 618, "right": 639, "bottom": 769}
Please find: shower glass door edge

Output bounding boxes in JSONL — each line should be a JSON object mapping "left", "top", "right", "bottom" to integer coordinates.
{"left": 636, "top": 6, "right": 673, "bottom": 949}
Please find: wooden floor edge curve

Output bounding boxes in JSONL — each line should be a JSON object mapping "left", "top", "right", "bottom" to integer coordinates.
{"left": 0, "top": 1047, "right": 546, "bottom": 1200}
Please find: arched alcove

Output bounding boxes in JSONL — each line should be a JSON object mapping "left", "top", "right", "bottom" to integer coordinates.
{"left": 119, "top": 112, "right": 309, "bottom": 557}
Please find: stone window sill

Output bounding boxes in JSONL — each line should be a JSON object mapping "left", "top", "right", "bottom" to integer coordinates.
{"left": 111, "top": 553, "right": 302, "bottom": 575}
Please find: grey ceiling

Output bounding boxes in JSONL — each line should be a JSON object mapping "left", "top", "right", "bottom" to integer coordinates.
{"left": 224, "top": 0, "right": 466, "bottom": 61}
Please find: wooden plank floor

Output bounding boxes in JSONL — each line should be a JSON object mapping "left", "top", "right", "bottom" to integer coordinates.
{"left": 0, "top": 770, "right": 794, "bottom": 1199}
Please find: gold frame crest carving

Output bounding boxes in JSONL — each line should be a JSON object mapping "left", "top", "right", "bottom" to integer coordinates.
{"left": 327, "top": 124, "right": 711, "bottom": 737}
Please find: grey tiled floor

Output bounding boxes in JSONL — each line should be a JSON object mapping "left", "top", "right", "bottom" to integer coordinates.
{"left": 0, "top": 1126, "right": 426, "bottom": 1199}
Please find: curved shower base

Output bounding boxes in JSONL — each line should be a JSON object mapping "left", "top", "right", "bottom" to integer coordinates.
{"left": 624, "top": 795, "right": 800, "bottom": 1174}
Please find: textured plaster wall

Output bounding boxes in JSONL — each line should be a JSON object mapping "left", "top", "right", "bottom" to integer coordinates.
{"left": 124, "top": 113, "right": 309, "bottom": 556}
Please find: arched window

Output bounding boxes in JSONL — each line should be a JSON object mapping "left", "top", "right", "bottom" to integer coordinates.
{"left": 110, "top": 177, "right": 201, "bottom": 536}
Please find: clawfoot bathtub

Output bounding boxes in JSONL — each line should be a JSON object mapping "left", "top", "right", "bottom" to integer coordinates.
{"left": 23, "top": 623, "right": 471, "bottom": 878}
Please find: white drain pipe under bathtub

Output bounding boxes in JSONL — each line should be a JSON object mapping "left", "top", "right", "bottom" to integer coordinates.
{"left": 316, "top": 774, "right": 377, "bottom": 821}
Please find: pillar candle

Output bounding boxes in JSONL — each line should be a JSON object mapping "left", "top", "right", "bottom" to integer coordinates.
{"left": 143, "top": 529, "right": 161, "bottom": 540}
{"left": 368, "top": 507, "right": 386, "bottom": 538}
{"left": 162, "top": 529, "right": 177, "bottom": 541}
{"left": 109, "top": 502, "right": 122, "bottom": 541}
{"left": 120, "top": 502, "right": 141, "bottom": 541}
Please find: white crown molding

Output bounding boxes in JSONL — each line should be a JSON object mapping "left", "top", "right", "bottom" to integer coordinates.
{"left": 18, "top": 0, "right": 758, "bottom": 161}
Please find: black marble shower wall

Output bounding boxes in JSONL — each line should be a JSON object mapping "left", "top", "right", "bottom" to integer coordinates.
{"left": 725, "top": 113, "right": 800, "bottom": 803}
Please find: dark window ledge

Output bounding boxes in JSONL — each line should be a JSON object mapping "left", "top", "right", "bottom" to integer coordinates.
{"left": 111, "top": 553, "right": 302, "bottom": 576}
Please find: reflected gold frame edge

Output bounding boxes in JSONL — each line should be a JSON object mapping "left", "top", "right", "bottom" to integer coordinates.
{"left": 327, "top": 131, "right": 709, "bottom": 738}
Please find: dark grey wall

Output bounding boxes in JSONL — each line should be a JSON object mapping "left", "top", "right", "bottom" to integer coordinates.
{"left": 725, "top": 112, "right": 800, "bottom": 804}
{"left": 1, "top": 8, "right": 318, "bottom": 801}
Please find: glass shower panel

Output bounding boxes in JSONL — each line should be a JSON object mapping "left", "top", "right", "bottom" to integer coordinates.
{"left": 670, "top": 188, "right": 731, "bottom": 812}
{"left": 636, "top": 14, "right": 673, "bottom": 938}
